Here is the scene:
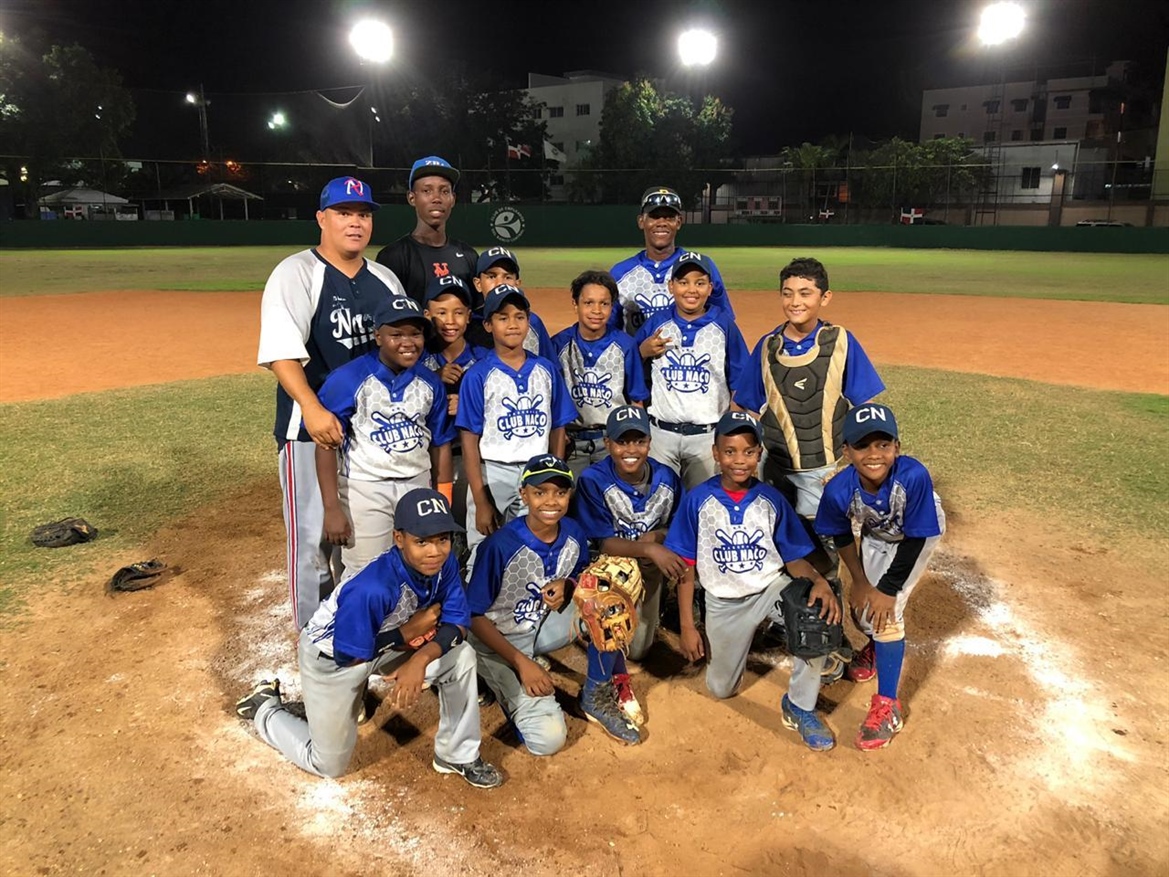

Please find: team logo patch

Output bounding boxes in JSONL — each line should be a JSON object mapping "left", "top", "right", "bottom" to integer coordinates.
{"left": 497, "top": 394, "right": 548, "bottom": 440}
{"left": 712, "top": 528, "right": 768, "bottom": 574}
{"left": 433, "top": 262, "right": 450, "bottom": 277}
{"left": 513, "top": 583, "right": 546, "bottom": 629}
{"left": 632, "top": 290, "right": 673, "bottom": 320}
{"left": 490, "top": 207, "right": 526, "bottom": 243}
{"left": 331, "top": 307, "right": 374, "bottom": 350}
{"left": 660, "top": 350, "right": 711, "bottom": 393}
{"left": 570, "top": 369, "right": 614, "bottom": 409}
{"left": 369, "top": 410, "right": 424, "bottom": 453}
{"left": 616, "top": 519, "right": 651, "bottom": 540}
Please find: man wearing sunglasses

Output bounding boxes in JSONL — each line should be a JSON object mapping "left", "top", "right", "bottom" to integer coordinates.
{"left": 609, "top": 187, "right": 734, "bottom": 336}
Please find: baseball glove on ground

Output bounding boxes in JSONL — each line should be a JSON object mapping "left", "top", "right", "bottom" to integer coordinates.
{"left": 30, "top": 517, "right": 98, "bottom": 548}
{"left": 572, "top": 555, "right": 644, "bottom": 653}
{"left": 107, "top": 559, "right": 172, "bottom": 593}
{"left": 777, "top": 577, "right": 844, "bottom": 659}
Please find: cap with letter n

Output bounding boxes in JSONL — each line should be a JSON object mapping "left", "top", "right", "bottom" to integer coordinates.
{"left": 715, "top": 410, "right": 762, "bottom": 441}
{"left": 373, "top": 294, "right": 430, "bottom": 331}
{"left": 394, "top": 487, "right": 464, "bottom": 536}
{"left": 521, "top": 454, "right": 574, "bottom": 488}
{"left": 843, "top": 403, "right": 899, "bottom": 445}
{"left": 481, "top": 283, "right": 529, "bottom": 318}
{"left": 424, "top": 273, "right": 473, "bottom": 307}
{"left": 409, "top": 155, "right": 460, "bottom": 188}
{"left": 670, "top": 250, "right": 713, "bottom": 280}
{"left": 640, "top": 186, "right": 683, "bottom": 215}
{"left": 605, "top": 405, "right": 650, "bottom": 440}
{"left": 320, "top": 176, "right": 379, "bottom": 211}
{"left": 477, "top": 245, "right": 520, "bottom": 276}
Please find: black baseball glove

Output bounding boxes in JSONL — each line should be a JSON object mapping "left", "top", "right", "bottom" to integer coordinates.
{"left": 30, "top": 517, "right": 98, "bottom": 548}
{"left": 108, "top": 559, "right": 172, "bottom": 593}
{"left": 777, "top": 577, "right": 844, "bottom": 659}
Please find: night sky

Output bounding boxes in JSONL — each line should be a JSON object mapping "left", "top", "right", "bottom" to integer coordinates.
{"left": 3, "top": 0, "right": 1166, "bottom": 152}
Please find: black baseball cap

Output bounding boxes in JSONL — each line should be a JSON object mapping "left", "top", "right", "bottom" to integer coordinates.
{"left": 843, "top": 404, "right": 899, "bottom": 445}
{"left": 670, "top": 251, "right": 714, "bottom": 280}
{"left": 477, "top": 246, "right": 520, "bottom": 276}
{"left": 715, "top": 411, "right": 762, "bottom": 441}
{"left": 394, "top": 488, "right": 463, "bottom": 536}
{"left": 409, "top": 155, "right": 459, "bottom": 188}
{"left": 373, "top": 295, "right": 429, "bottom": 330}
{"left": 424, "top": 274, "right": 473, "bottom": 307}
{"left": 521, "top": 454, "right": 574, "bottom": 487}
{"left": 482, "top": 283, "right": 530, "bottom": 318}
{"left": 605, "top": 406, "right": 651, "bottom": 440}
{"left": 640, "top": 187, "right": 683, "bottom": 215}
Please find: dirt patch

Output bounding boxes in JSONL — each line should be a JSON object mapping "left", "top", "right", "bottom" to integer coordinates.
{"left": 1, "top": 289, "right": 1166, "bottom": 402}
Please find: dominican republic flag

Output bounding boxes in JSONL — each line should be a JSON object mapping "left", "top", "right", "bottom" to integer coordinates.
{"left": 900, "top": 207, "right": 924, "bottom": 225}
{"left": 507, "top": 140, "right": 532, "bottom": 160}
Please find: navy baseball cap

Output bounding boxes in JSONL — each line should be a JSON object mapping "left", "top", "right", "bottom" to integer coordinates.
{"left": 424, "top": 274, "right": 473, "bottom": 307}
{"left": 319, "top": 176, "right": 379, "bottom": 211}
{"left": 394, "top": 488, "right": 464, "bottom": 536}
{"left": 373, "top": 295, "right": 429, "bottom": 329}
{"left": 521, "top": 454, "right": 574, "bottom": 487}
{"left": 477, "top": 246, "right": 520, "bottom": 276}
{"left": 715, "top": 411, "right": 763, "bottom": 441}
{"left": 409, "top": 155, "right": 459, "bottom": 188}
{"left": 606, "top": 405, "right": 650, "bottom": 440}
{"left": 843, "top": 404, "right": 899, "bottom": 445}
{"left": 640, "top": 187, "right": 683, "bottom": 215}
{"left": 482, "top": 283, "right": 529, "bottom": 318}
{"left": 670, "top": 251, "right": 713, "bottom": 280}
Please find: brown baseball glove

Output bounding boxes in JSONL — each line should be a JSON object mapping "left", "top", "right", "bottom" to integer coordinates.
{"left": 571, "top": 555, "right": 644, "bottom": 653}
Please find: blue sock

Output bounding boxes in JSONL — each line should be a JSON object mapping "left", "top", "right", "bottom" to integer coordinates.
{"left": 874, "top": 639, "right": 906, "bottom": 700}
{"left": 586, "top": 643, "right": 619, "bottom": 684}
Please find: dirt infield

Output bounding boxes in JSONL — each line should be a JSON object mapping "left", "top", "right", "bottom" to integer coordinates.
{"left": 1, "top": 288, "right": 1167, "bottom": 402}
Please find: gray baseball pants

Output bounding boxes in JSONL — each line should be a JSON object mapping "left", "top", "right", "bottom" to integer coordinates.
{"left": 648, "top": 425, "right": 718, "bottom": 491}
{"left": 465, "top": 459, "right": 527, "bottom": 575}
{"left": 337, "top": 472, "right": 431, "bottom": 574}
{"left": 278, "top": 440, "right": 339, "bottom": 630}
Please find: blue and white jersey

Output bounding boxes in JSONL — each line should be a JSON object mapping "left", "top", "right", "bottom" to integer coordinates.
{"left": 420, "top": 341, "right": 492, "bottom": 397}
{"left": 317, "top": 351, "right": 454, "bottom": 481}
{"left": 454, "top": 351, "right": 578, "bottom": 464}
{"left": 305, "top": 547, "right": 470, "bottom": 662}
{"left": 551, "top": 325, "right": 649, "bottom": 431}
{"left": 664, "top": 477, "right": 814, "bottom": 599}
{"left": 468, "top": 517, "right": 588, "bottom": 637}
{"left": 572, "top": 457, "right": 682, "bottom": 542}
{"left": 734, "top": 321, "right": 885, "bottom": 414}
{"left": 814, "top": 455, "right": 943, "bottom": 544}
{"left": 609, "top": 248, "right": 733, "bottom": 335}
{"left": 257, "top": 248, "right": 406, "bottom": 446}
{"left": 635, "top": 305, "right": 749, "bottom": 426}
{"left": 525, "top": 311, "right": 556, "bottom": 361}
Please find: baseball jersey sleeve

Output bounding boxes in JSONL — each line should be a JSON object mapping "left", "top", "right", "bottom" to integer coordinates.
{"left": 663, "top": 491, "right": 700, "bottom": 562}
{"left": 467, "top": 532, "right": 508, "bottom": 615}
{"left": 434, "top": 553, "right": 472, "bottom": 627}
{"left": 708, "top": 259, "right": 735, "bottom": 318}
{"left": 529, "top": 312, "right": 557, "bottom": 361}
{"left": 623, "top": 338, "right": 650, "bottom": 402}
{"left": 842, "top": 331, "right": 885, "bottom": 404}
{"left": 331, "top": 576, "right": 403, "bottom": 662}
{"left": 900, "top": 460, "right": 943, "bottom": 538}
{"left": 453, "top": 361, "right": 487, "bottom": 434}
{"left": 813, "top": 473, "right": 854, "bottom": 538}
{"left": 424, "top": 372, "right": 456, "bottom": 446}
{"left": 572, "top": 470, "right": 619, "bottom": 541}
{"left": 732, "top": 335, "right": 769, "bottom": 414}
{"left": 563, "top": 519, "right": 591, "bottom": 578}
{"left": 257, "top": 252, "right": 318, "bottom": 368}
{"left": 548, "top": 361, "right": 580, "bottom": 430}
{"left": 771, "top": 493, "right": 817, "bottom": 561}
{"left": 315, "top": 362, "right": 361, "bottom": 432}
{"left": 724, "top": 314, "right": 751, "bottom": 381}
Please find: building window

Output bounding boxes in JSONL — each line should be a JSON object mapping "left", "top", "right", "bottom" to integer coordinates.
{"left": 1020, "top": 167, "right": 1041, "bottom": 189}
{"left": 547, "top": 106, "right": 564, "bottom": 118}
{"left": 1030, "top": 128, "right": 1044, "bottom": 141}
{"left": 983, "top": 130, "right": 997, "bottom": 143}
{"left": 933, "top": 132, "right": 946, "bottom": 139}
{"left": 1010, "top": 130, "right": 1023, "bottom": 141}
{"left": 960, "top": 104, "right": 967, "bottom": 111}
{"left": 957, "top": 132, "right": 965, "bottom": 138}
{"left": 1053, "top": 126, "right": 1068, "bottom": 139}
{"left": 576, "top": 103, "right": 590, "bottom": 116}
{"left": 1011, "top": 98, "right": 1028, "bottom": 112}
{"left": 1053, "top": 95, "right": 1071, "bottom": 110}
{"left": 984, "top": 99, "right": 1001, "bottom": 114}
{"left": 933, "top": 104, "right": 949, "bottom": 117}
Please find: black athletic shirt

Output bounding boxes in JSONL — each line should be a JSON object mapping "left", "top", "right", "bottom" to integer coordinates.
{"left": 375, "top": 235, "right": 480, "bottom": 311}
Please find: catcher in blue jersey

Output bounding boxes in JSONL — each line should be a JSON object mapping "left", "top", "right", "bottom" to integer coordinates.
{"left": 610, "top": 187, "right": 734, "bottom": 335}
{"left": 235, "top": 488, "right": 502, "bottom": 788}
{"left": 664, "top": 412, "right": 842, "bottom": 751}
{"left": 814, "top": 404, "right": 945, "bottom": 750}
{"left": 552, "top": 270, "right": 649, "bottom": 474}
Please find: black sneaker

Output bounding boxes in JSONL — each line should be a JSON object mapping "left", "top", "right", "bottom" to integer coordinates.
{"left": 236, "top": 679, "right": 281, "bottom": 720}
{"left": 432, "top": 755, "right": 504, "bottom": 789}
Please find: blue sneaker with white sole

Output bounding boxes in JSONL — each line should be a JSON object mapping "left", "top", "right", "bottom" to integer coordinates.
{"left": 781, "top": 694, "right": 835, "bottom": 751}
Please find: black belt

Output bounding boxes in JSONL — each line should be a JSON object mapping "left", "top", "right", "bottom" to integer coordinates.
{"left": 571, "top": 428, "right": 605, "bottom": 441}
{"left": 649, "top": 416, "right": 716, "bottom": 436}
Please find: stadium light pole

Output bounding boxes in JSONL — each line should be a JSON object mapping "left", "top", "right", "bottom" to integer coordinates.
{"left": 349, "top": 19, "right": 393, "bottom": 167}
{"left": 185, "top": 85, "right": 211, "bottom": 161}
{"left": 677, "top": 28, "right": 718, "bottom": 222}
{"left": 976, "top": 2, "right": 1024, "bottom": 225}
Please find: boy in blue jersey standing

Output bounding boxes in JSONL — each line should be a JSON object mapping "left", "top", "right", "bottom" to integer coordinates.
{"left": 815, "top": 404, "right": 945, "bottom": 750}
{"left": 236, "top": 488, "right": 503, "bottom": 788}
{"left": 315, "top": 295, "right": 455, "bottom": 574}
{"left": 472, "top": 246, "right": 555, "bottom": 360}
{"left": 664, "top": 412, "right": 842, "bottom": 751}
{"left": 552, "top": 270, "right": 649, "bottom": 475}
{"left": 635, "top": 251, "right": 749, "bottom": 491}
{"left": 421, "top": 274, "right": 490, "bottom": 420}
{"left": 468, "top": 456, "right": 641, "bottom": 752}
{"left": 609, "top": 187, "right": 733, "bottom": 335}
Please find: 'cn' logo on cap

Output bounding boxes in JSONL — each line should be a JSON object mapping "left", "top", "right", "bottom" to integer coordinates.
{"left": 391, "top": 297, "right": 421, "bottom": 311}
{"left": 680, "top": 251, "right": 704, "bottom": 261}
{"left": 854, "top": 406, "right": 888, "bottom": 424}
{"left": 614, "top": 407, "right": 639, "bottom": 421}
{"left": 345, "top": 178, "right": 364, "bottom": 196}
{"left": 727, "top": 412, "right": 754, "bottom": 423}
{"left": 416, "top": 497, "right": 448, "bottom": 517}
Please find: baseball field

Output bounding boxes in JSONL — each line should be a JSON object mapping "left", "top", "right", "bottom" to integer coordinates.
{"left": 1, "top": 245, "right": 1167, "bottom": 876}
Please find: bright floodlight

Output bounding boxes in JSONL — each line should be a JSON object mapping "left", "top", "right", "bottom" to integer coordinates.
{"left": 349, "top": 19, "right": 393, "bottom": 63}
{"left": 678, "top": 29, "right": 717, "bottom": 67}
{"left": 978, "top": 2, "right": 1025, "bottom": 46}
{"left": 268, "top": 111, "right": 286, "bottom": 130}
{"left": 185, "top": 92, "right": 197, "bottom": 104}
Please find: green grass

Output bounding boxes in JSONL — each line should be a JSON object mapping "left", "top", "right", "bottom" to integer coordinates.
{"left": 1, "top": 367, "right": 1165, "bottom": 618}
{"left": 2, "top": 245, "right": 1166, "bottom": 303}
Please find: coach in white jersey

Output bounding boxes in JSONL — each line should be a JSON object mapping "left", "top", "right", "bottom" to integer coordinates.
{"left": 609, "top": 187, "right": 734, "bottom": 336}
{"left": 257, "top": 177, "right": 406, "bottom": 629}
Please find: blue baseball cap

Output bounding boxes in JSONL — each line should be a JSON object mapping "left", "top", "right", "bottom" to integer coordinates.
{"left": 477, "top": 246, "right": 520, "bottom": 276}
{"left": 482, "top": 283, "right": 529, "bottom": 318}
{"left": 521, "top": 454, "right": 574, "bottom": 487}
{"left": 715, "top": 411, "right": 762, "bottom": 441}
{"left": 843, "top": 404, "right": 899, "bottom": 445}
{"left": 319, "top": 176, "right": 379, "bottom": 211}
{"left": 670, "top": 250, "right": 713, "bottom": 280}
{"left": 424, "top": 274, "right": 473, "bottom": 307}
{"left": 640, "top": 186, "right": 683, "bottom": 215}
{"left": 605, "top": 405, "right": 650, "bottom": 440}
{"left": 373, "top": 294, "right": 429, "bottom": 329}
{"left": 394, "top": 488, "right": 463, "bottom": 536}
{"left": 409, "top": 155, "right": 460, "bottom": 188}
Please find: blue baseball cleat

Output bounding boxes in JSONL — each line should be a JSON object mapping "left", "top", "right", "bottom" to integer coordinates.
{"left": 781, "top": 694, "right": 835, "bottom": 751}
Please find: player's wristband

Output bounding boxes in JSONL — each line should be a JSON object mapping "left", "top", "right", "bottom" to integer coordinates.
{"left": 437, "top": 482, "right": 454, "bottom": 504}
{"left": 374, "top": 627, "right": 406, "bottom": 654}
{"left": 432, "top": 623, "right": 464, "bottom": 655}
{"left": 831, "top": 532, "right": 855, "bottom": 549}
